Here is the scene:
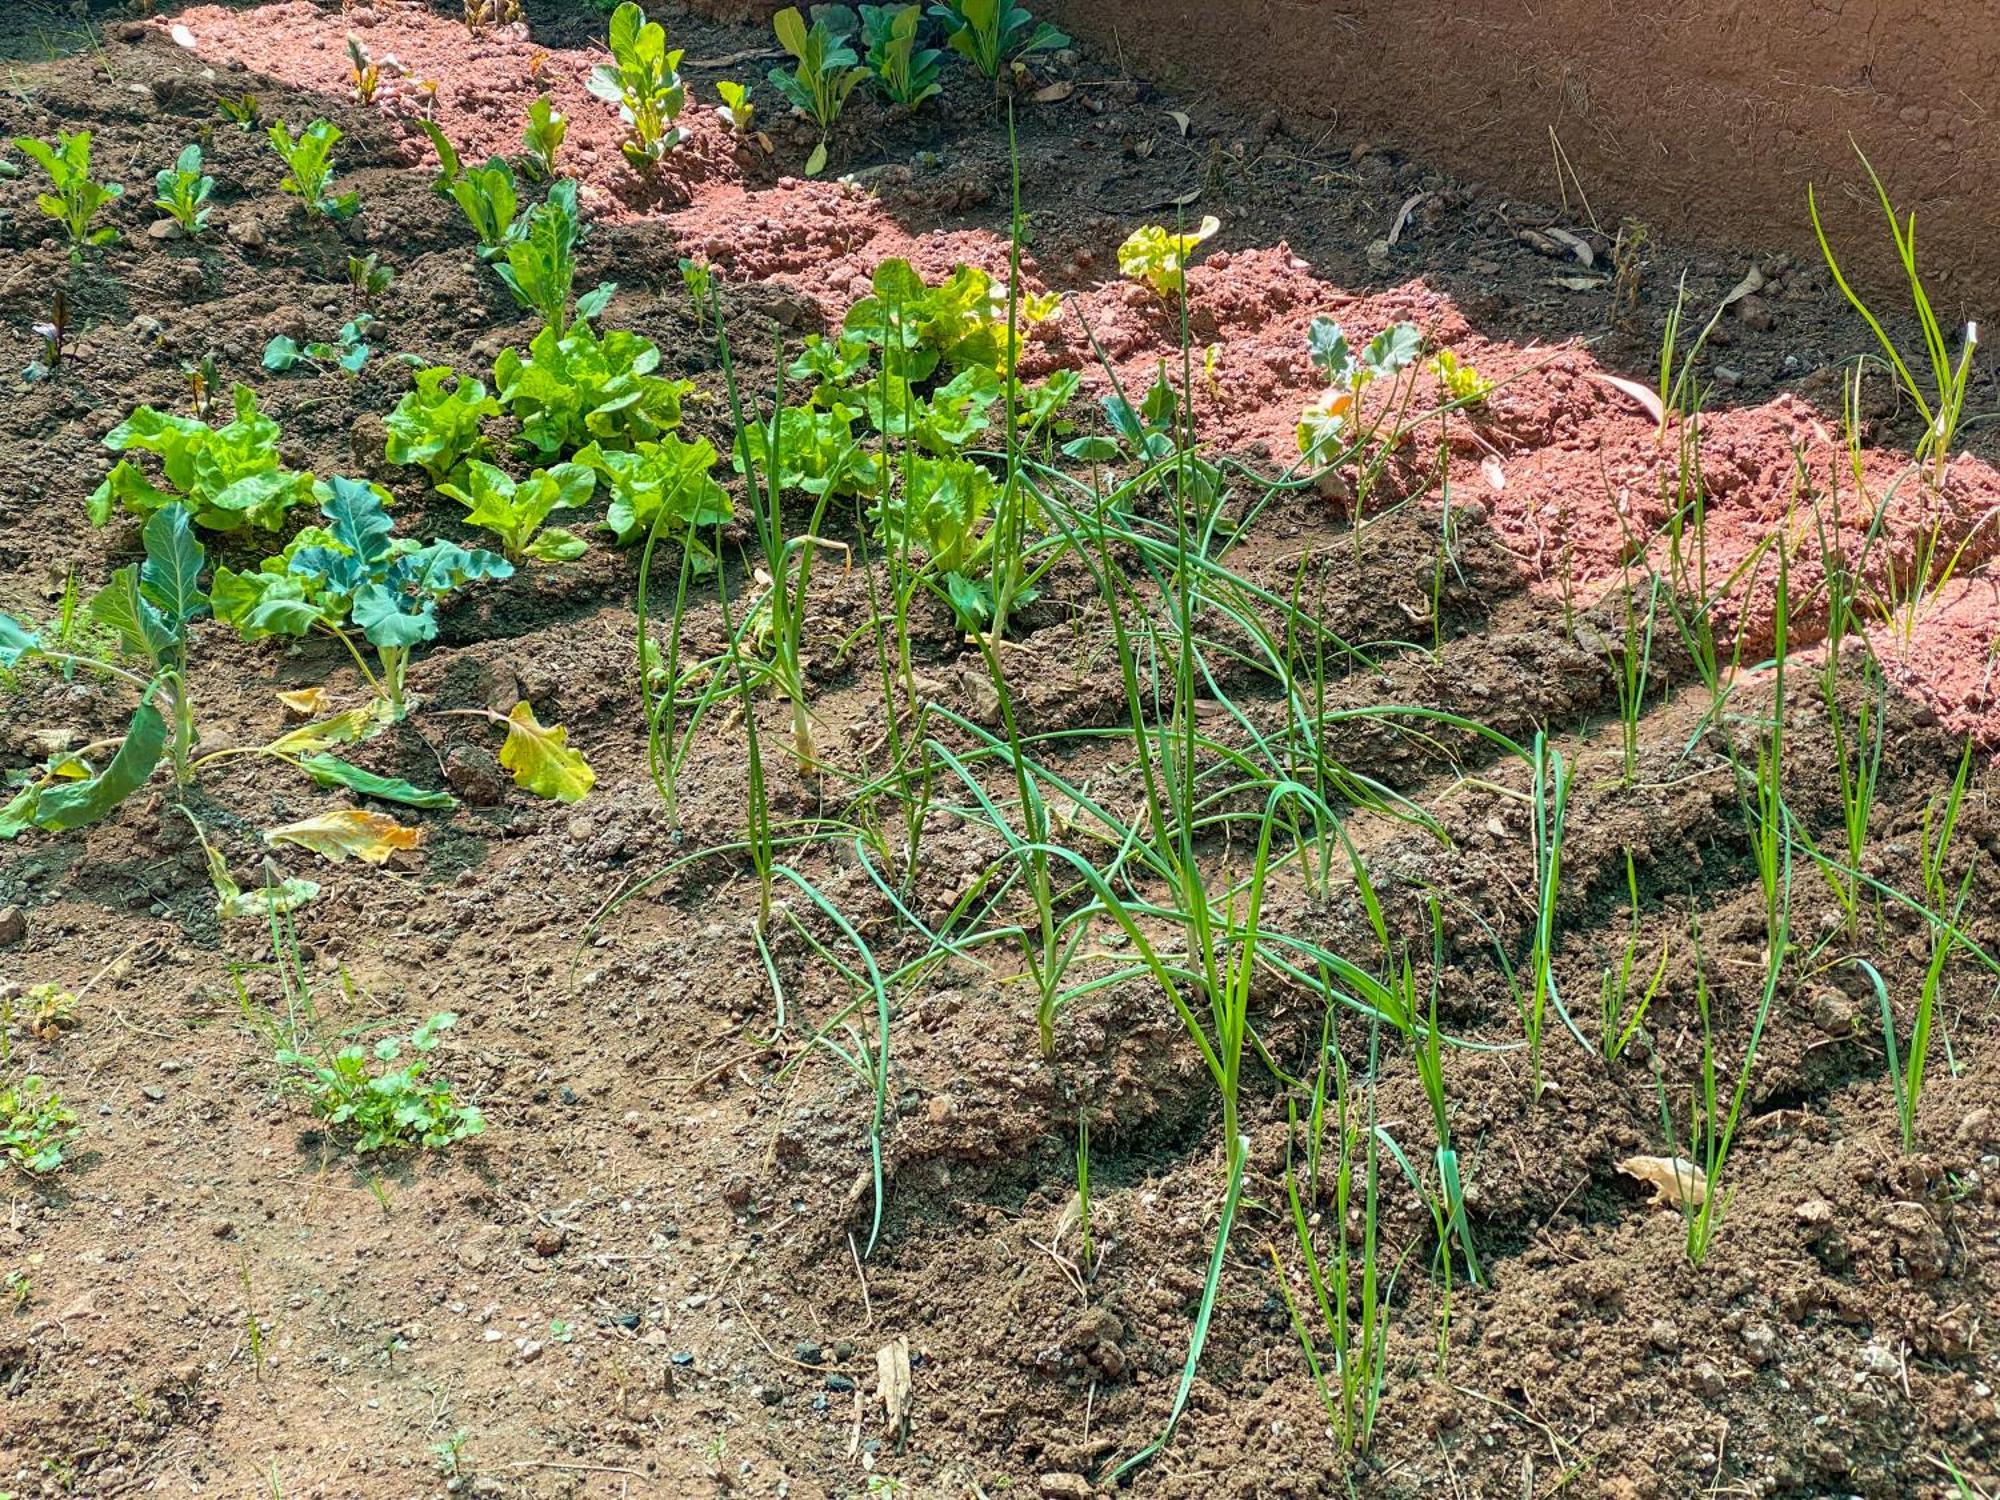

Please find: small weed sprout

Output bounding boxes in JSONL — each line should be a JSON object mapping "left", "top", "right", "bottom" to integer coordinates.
{"left": 1, "top": 1076, "right": 81, "bottom": 1176}
{"left": 23, "top": 287, "right": 73, "bottom": 383}
{"left": 590, "top": 2, "right": 689, "bottom": 169}
{"left": 277, "top": 1012, "right": 484, "bottom": 1153}
{"left": 346, "top": 252, "right": 394, "bottom": 303}
{"left": 346, "top": 34, "right": 381, "bottom": 105}
{"left": 13, "top": 131, "right": 123, "bottom": 254}
{"left": 217, "top": 93, "right": 261, "bottom": 129}
{"left": 769, "top": 7, "right": 869, "bottom": 177}
{"left": 152, "top": 144, "right": 213, "bottom": 236}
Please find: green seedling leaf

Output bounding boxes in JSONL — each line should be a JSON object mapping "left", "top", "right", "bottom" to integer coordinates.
{"left": 299, "top": 754, "right": 458, "bottom": 810}
{"left": 25, "top": 691, "right": 167, "bottom": 834}
{"left": 1117, "top": 215, "right": 1220, "bottom": 298}
{"left": 385, "top": 366, "right": 500, "bottom": 484}
{"left": 497, "top": 702, "right": 594, "bottom": 802}
{"left": 493, "top": 319, "right": 687, "bottom": 460}
{"left": 435, "top": 459, "right": 594, "bottom": 562}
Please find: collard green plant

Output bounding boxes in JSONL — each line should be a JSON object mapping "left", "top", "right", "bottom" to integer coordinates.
{"left": 0, "top": 504, "right": 209, "bottom": 833}
{"left": 267, "top": 119, "right": 358, "bottom": 220}
{"left": 1295, "top": 316, "right": 1422, "bottom": 461}
{"left": 277, "top": 1012, "right": 484, "bottom": 1153}
{"left": 152, "top": 143, "right": 213, "bottom": 236}
{"left": 862, "top": 5, "right": 942, "bottom": 108}
{"left": 928, "top": 0, "right": 1067, "bottom": 79}
{"left": 448, "top": 156, "right": 520, "bottom": 254}
{"left": 493, "top": 180, "right": 613, "bottom": 334}
{"left": 521, "top": 96, "right": 567, "bottom": 181}
{"left": 263, "top": 313, "right": 376, "bottom": 376}
{"left": 575, "top": 435, "right": 731, "bottom": 550}
{"left": 90, "top": 385, "right": 316, "bottom": 532}
{"left": 1117, "top": 215, "right": 1219, "bottom": 298}
{"left": 589, "top": 2, "right": 689, "bottom": 168}
{"left": 1, "top": 1076, "right": 80, "bottom": 1175}
{"left": 212, "top": 477, "right": 512, "bottom": 709}
{"left": 493, "top": 320, "right": 691, "bottom": 459}
{"left": 13, "top": 131, "right": 123, "bottom": 252}
{"left": 436, "top": 460, "right": 595, "bottom": 562}
{"left": 768, "top": 6, "right": 868, "bottom": 176}
{"left": 384, "top": 366, "right": 501, "bottom": 483}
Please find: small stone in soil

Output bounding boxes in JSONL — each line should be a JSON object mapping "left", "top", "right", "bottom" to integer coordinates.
{"left": 0, "top": 905, "right": 24, "bottom": 946}
{"left": 794, "top": 1340, "right": 823, "bottom": 1365}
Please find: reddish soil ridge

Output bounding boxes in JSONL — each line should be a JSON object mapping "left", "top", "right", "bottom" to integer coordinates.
{"left": 167, "top": 1, "right": 2000, "bottom": 742}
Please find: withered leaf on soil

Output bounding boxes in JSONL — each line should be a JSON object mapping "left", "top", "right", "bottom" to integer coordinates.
{"left": 1618, "top": 1155, "right": 1708, "bottom": 1209}
{"left": 876, "top": 1335, "right": 913, "bottom": 1437}
{"left": 264, "top": 809, "right": 423, "bottom": 865}
{"left": 276, "top": 686, "right": 330, "bottom": 719}
{"left": 498, "top": 702, "right": 595, "bottom": 803}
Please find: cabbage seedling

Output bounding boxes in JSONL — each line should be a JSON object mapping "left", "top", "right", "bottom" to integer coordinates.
{"left": 714, "top": 80, "right": 757, "bottom": 134}
{"left": 448, "top": 156, "right": 520, "bottom": 255}
{"left": 267, "top": 119, "right": 358, "bottom": 220}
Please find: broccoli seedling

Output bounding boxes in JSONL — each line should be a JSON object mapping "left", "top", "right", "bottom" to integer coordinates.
{"left": 152, "top": 143, "right": 213, "bottom": 237}
{"left": 1295, "top": 317, "right": 1423, "bottom": 462}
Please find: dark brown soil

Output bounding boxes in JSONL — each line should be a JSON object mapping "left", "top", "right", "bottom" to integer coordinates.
{"left": 1, "top": 5, "right": 1997, "bottom": 1500}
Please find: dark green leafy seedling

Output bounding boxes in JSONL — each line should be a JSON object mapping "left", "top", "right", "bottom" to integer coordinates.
{"left": 929, "top": 0, "right": 1067, "bottom": 79}
{"left": 211, "top": 477, "right": 513, "bottom": 710}
{"left": 0, "top": 504, "right": 209, "bottom": 836}
{"left": 90, "top": 384, "right": 316, "bottom": 531}
{"left": 152, "top": 143, "right": 213, "bottom": 236}
{"left": 218, "top": 93, "right": 261, "bottom": 129}
{"left": 521, "top": 96, "right": 567, "bottom": 181}
{"left": 589, "top": 1, "right": 688, "bottom": 168}
{"left": 575, "top": 436, "right": 731, "bottom": 552}
{"left": 267, "top": 119, "right": 358, "bottom": 220}
{"left": 347, "top": 252, "right": 394, "bottom": 303}
{"left": 449, "top": 156, "right": 520, "bottom": 255}
{"left": 437, "top": 460, "right": 596, "bottom": 562}
{"left": 494, "top": 320, "right": 690, "bottom": 459}
{"left": 493, "top": 179, "right": 613, "bottom": 334}
{"left": 862, "top": 4, "right": 943, "bottom": 108}
{"left": 385, "top": 366, "right": 501, "bottom": 483}
{"left": 1, "top": 1077, "right": 80, "bottom": 1175}
{"left": 23, "top": 287, "right": 72, "bottom": 383}
{"left": 14, "top": 131, "right": 123, "bottom": 253}
{"left": 769, "top": 6, "right": 868, "bottom": 176}
{"left": 263, "top": 313, "right": 376, "bottom": 375}
{"left": 277, "top": 1013, "right": 484, "bottom": 1154}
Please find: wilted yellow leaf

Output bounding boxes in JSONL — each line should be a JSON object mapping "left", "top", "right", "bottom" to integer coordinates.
{"left": 276, "top": 687, "right": 330, "bottom": 719}
{"left": 1618, "top": 1155, "right": 1708, "bottom": 1209}
{"left": 264, "top": 809, "right": 423, "bottom": 865}
{"left": 270, "top": 708, "right": 376, "bottom": 756}
{"left": 498, "top": 702, "right": 594, "bottom": 803}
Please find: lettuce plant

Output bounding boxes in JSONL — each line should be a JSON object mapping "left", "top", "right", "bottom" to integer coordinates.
{"left": 870, "top": 453, "right": 1010, "bottom": 626}
{"left": 521, "top": 96, "right": 566, "bottom": 182}
{"left": 862, "top": 5, "right": 943, "bottom": 108}
{"left": 493, "top": 180, "right": 613, "bottom": 334}
{"left": 152, "top": 143, "right": 212, "bottom": 236}
{"left": 732, "top": 403, "right": 881, "bottom": 498}
{"left": 1118, "top": 215, "right": 1219, "bottom": 298}
{"left": 267, "top": 119, "right": 358, "bottom": 220}
{"left": 589, "top": 2, "right": 688, "bottom": 169}
{"left": 448, "top": 156, "right": 520, "bottom": 254}
{"left": 212, "top": 478, "right": 512, "bottom": 710}
{"left": 494, "top": 321, "right": 691, "bottom": 459}
{"left": 768, "top": 6, "right": 868, "bottom": 176}
{"left": 928, "top": 0, "right": 1067, "bottom": 79}
{"left": 90, "top": 385, "right": 315, "bottom": 532}
{"left": 385, "top": 366, "right": 501, "bottom": 483}
{"left": 0, "top": 504, "right": 210, "bottom": 834}
{"left": 437, "top": 460, "right": 595, "bottom": 562}
{"left": 842, "top": 257, "right": 1053, "bottom": 379}
{"left": 13, "top": 131, "right": 123, "bottom": 252}
{"left": 575, "top": 436, "right": 731, "bottom": 551}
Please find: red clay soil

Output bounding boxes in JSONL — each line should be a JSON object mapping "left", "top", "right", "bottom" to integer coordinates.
{"left": 4, "top": 5, "right": 2000, "bottom": 1499}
